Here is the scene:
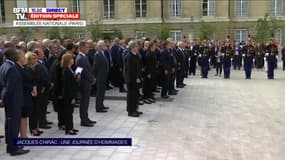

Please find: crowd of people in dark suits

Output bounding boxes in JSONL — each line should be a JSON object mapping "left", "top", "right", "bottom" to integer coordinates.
{"left": 0, "top": 35, "right": 284, "bottom": 156}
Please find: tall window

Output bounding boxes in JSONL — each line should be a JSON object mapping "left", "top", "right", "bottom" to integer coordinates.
{"left": 72, "top": 0, "right": 84, "bottom": 19}
{"left": 170, "top": 31, "right": 182, "bottom": 41}
{"left": 236, "top": 0, "right": 248, "bottom": 17}
{"left": 46, "top": 0, "right": 57, "bottom": 7}
{"left": 135, "top": 0, "right": 147, "bottom": 18}
{"left": 104, "top": 0, "right": 115, "bottom": 19}
{"left": 72, "top": 0, "right": 80, "bottom": 12}
{"left": 17, "top": 0, "right": 27, "bottom": 8}
{"left": 271, "top": 0, "right": 283, "bottom": 16}
{"left": 0, "top": 0, "right": 5, "bottom": 23}
{"left": 169, "top": 0, "right": 182, "bottom": 17}
{"left": 235, "top": 29, "right": 248, "bottom": 42}
{"left": 202, "top": 0, "right": 215, "bottom": 16}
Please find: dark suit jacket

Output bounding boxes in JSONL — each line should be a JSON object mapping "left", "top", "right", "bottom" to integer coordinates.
{"left": 76, "top": 52, "right": 94, "bottom": 85}
{"left": 110, "top": 44, "right": 120, "bottom": 66}
{"left": 62, "top": 68, "right": 78, "bottom": 100}
{"left": 176, "top": 48, "right": 186, "bottom": 71}
{"left": 0, "top": 60, "right": 24, "bottom": 108}
{"left": 93, "top": 51, "right": 109, "bottom": 82}
{"left": 34, "top": 60, "right": 51, "bottom": 93}
{"left": 160, "top": 49, "right": 172, "bottom": 72}
{"left": 125, "top": 52, "right": 142, "bottom": 84}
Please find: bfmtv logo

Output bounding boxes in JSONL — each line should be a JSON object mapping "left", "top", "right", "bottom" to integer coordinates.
{"left": 13, "top": 8, "right": 28, "bottom": 20}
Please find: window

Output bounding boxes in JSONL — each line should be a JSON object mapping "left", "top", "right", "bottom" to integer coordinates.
{"left": 271, "top": 0, "right": 283, "bottom": 16}
{"left": 72, "top": 0, "right": 80, "bottom": 12}
{"left": 46, "top": 0, "right": 57, "bottom": 7}
{"left": 236, "top": 0, "right": 248, "bottom": 17}
{"left": 235, "top": 29, "right": 248, "bottom": 43}
{"left": 135, "top": 0, "right": 147, "bottom": 18}
{"left": 170, "top": 31, "right": 182, "bottom": 41}
{"left": 274, "top": 29, "right": 282, "bottom": 45}
{"left": 104, "top": 0, "right": 115, "bottom": 19}
{"left": 0, "top": 0, "right": 5, "bottom": 23}
{"left": 202, "top": 0, "right": 215, "bottom": 16}
{"left": 169, "top": 0, "right": 182, "bottom": 17}
{"left": 16, "top": 0, "right": 27, "bottom": 8}
{"left": 72, "top": 0, "right": 84, "bottom": 19}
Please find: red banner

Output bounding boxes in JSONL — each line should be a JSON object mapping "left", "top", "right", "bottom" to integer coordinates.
{"left": 28, "top": 12, "right": 80, "bottom": 20}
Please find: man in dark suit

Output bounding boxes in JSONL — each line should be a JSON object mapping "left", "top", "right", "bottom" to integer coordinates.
{"left": 124, "top": 40, "right": 143, "bottom": 117}
{"left": 33, "top": 48, "right": 52, "bottom": 129}
{"left": 160, "top": 41, "right": 172, "bottom": 99}
{"left": 176, "top": 42, "right": 186, "bottom": 88}
{"left": 93, "top": 40, "right": 109, "bottom": 113}
{"left": 76, "top": 41, "right": 96, "bottom": 127}
{"left": 0, "top": 48, "right": 29, "bottom": 156}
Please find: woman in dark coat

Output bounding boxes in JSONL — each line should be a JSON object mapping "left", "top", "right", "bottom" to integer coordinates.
{"left": 16, "top": 51, "right": 37, "bottom": 138}
{"left": 61, "top": 53, "right": 79, "bottom": 135}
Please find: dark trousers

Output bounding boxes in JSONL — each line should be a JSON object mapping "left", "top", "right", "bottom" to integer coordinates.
{"left": 143, "top": 75, "right": 154, "bottom": 99}
{"left": 79, "top": 82, "right": 91, "bottom": 123}
{"left": 244, "top": 63, "right": 252, "bottom": 79}
{"left": 39, "top": 91, "right": 49, "bottom": 126}
{"left": 4, "top": 103, "right": 21, "bottom": 152}
{"left": 95, "top": 80, "right": 106, "bottom": 111}
{"left": 29, "top": 97, "right": 40, "bottom": 130}
{"left": 176, "top": 69, "right": 184, "bottom": 86}
{"left": 161, "top": 73, "right": 170, "bottom": 97}
{"left": 63, "top": 98, "right": 74, "bottom": 131}
{"left": 201, "top": 63, "right": 209, "bottom": 78}
{"left": 268, "top": 61, "right": 275, "bottom": 79}
{"left": 169, "top": 73, "right": 175, "bottom": 92}
{"left": 127, "top": 83, "right": 139, "bottom": 113}
{"left": 283, "top": 60, "right": 285, "bottom": 70}
{"left": 223, "top": 62, "right": 231, "bottom": 78}
{"left": 54, "top": 98, "right": 64, "bottom": 127}
{"left": 216, "top": 62, "right": 222, "bottom": 75}
{"left": 189, "top": 64, "right": 196, "bottom": 75}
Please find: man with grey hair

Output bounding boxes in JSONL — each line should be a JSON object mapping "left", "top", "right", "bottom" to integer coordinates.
{"left": 93, "top": 40, "right": 109, "bottom": 113}
{"left": 176, "top": 41, "right": 186, "bottom": 88}
{"left": 124, "top": 40, "right": 143, "bottom": 117}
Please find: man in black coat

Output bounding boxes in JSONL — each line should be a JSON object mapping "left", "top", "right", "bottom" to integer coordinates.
{"left": 93, "top": 40, "right": 109, "bottom": 113}
{"left": 160, "top": 41, "right": 172, "bottom": 99}
{"left": 76, "top": 41, "right": 96, "bottom": 127}
{"left": 176, "top": 42, "right": 186, "bottom": 88}
{"left": 33, "top": 48, "right": 52, "bottom": 129}
{"left": 124, "top": 40, "right": 143, "bottom": 117}
{"left": 0, "top": 48, "right": 29, "bottom": 156}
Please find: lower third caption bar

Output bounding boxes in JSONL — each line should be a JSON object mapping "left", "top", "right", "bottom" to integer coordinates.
{"left": 14, "top": 138, "right": 132, "bottom": 146}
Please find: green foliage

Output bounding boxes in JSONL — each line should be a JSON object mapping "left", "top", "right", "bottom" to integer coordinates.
{"left": 198, "top": 21, "right": 214, "bottom": 40}
{"left": 18, "top": 28, "right": 34, "bottom": 41}
{"left": 46, "top": 28, "right": 61, "bottom": 40}
{"left": 142, "top": 23, "right": 170, "bottom": 40}
{"left": 254, "top": 14, "right": 281, "bottom": 43}
{"left": 89, "top": 21, "right": 104, "bottom": 41}
{"left": 62, "top": 28, "right": 76, "bottom": 39}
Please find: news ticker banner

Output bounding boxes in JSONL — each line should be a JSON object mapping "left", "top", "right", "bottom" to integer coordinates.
{"left": 14, "top": 138, "right": 132, "bottom": 146}
{"left": 13, "top": 7, "right": 86, "bottom": 27}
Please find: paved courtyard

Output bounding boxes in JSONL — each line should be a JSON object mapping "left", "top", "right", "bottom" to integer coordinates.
{"left": 0, "top": 68, "right": 285, "bottom": 160}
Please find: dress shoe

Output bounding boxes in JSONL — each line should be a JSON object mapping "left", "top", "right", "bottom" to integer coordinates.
{"left": 80, "top": 122, "right": 94, "bottom": 127}
{"left": 0, "top": 135, "right": 4, "bottom": 139}
{"left": 162, "top": 95, "right": 169, "bottom": 99}
{"left": 65, "top": 130, "right": 77, "bottom": 135}
{"left": 174, "top": 89, "right": 179, "bottom": 92}
{"left": 45, "top": 121, "right": 53, "bottom": 125}
{"left": 39, "top": 125, "right": 51, "bottom": 129}
{"left": 96, "top": 109, "right": 108, "bottom": 113}
{"left": 148, "top": 98, "right": 156, "bottom": 103}
{"left": 103, "top": 106, "right": 109, "bottom": 110}
{"left": 168, "top": 92, "right": 177, "bottom": 96}
{"left": 143, "top": 99, "right": 152, "bottom": 104}
{"left": 183, "top": 83, "right": 187, "bottom": 86}
{"left": 10, "top": 149, "right": 30, "bottom": 156}
{"left": 72, "top": 129, "right": 79, "bottom": 132}
{"left": 106, "top": 85, "right": 113, "bottom": 90}
{"left": 176, "top": 85, "right": 184, "bottom": 88}
{"left": 88, "top": 119, "right": 97, "bottom": 124}
{"left": 128, "top": 112, "right": 140, "bottom": 117}
{"left": 136, "top": 111, "right": 143, "bottom": 115}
